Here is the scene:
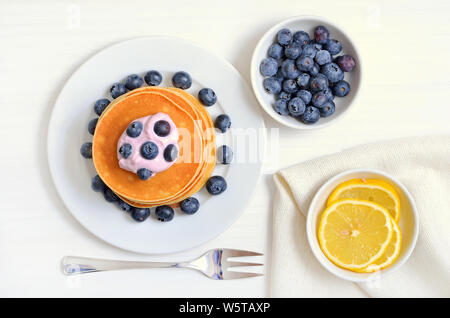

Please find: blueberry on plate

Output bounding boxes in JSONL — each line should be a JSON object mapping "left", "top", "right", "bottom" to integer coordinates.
{"left": 214, "top": 114, "right": 231, "bottom": 133}
{"left": 93, "top": 99, "right": 110, "bottom": 116}
{"left": 309, "top": 63, "right": 320, "bottom": 77}
{"left": 126, "top": 121, "right": 143, "bottom": 138}
{"left": 296, "top": 56, "right": 314, "bottom": 72}
{"left": 119, "top": 143, "right": 133, "bottom": 159}
{"left": 296, "top": 73, "right": 310, "bottom": 88}
{"left": 163, "top": 144, "right": 178, "bottom": 162}
{"left": 332, "top": 80, "right": 351, "bottom": 97}
{"left": 282, "top": 79, "right": 298, "bottom": 94}
{"left": 206, "top": 176, "right": 227, "bottom": 195}
{"left": 80, "top": 142, "right": 92, "bottom": 159}
{"left": 296, "top": 89, "right": 312, "bottom": 104}
{"left": 91, "top": 175, "right": 106, "bottom": 192}
{"left": 154, "top": 120, "right": 171, "bottom": 137}
{"left": 280, "top": 59, "right": 300, "bottom": 79}
{"left": 217, "top": 145, "right": 233, "bottom": 164}
{"left": 277, "top": 91, "right": 292, "bottom": 101}
{"left": 140, "top": 141, "right": 159, "bottom": 160}
{"left": 263, "top": 77, "right": 282, "bottom": 95}
{"left": 311, "top": 41, "right": 323, "bottom": 51}
{"left": 125, "top": 74, "right": 143, "bottom": 90}
{"left": 322, "top": 87, "right": 334, "bottom": 101}
{"left": 198, "top": 88, "right": 217, "bottom": 106}
{"left": 324, "top": 39, "right": 342, "bottom": 55}
{"left": 268, "top": 43, "right": 284, "bottom": 60}
{"left": 259, "top": 58, "right": 278, "bottom": 77}
{"left": 144, "top": 70, "right": 163, "bottom": 86}
{"left": 284, "top": 43, "right": 302, "bottom": 60}
{"left": 180, "top": 197, "right": 200, "bottom": 215}
{"left": 273, "top": 99, "right": 289, "bottom": 116}
{"left": 137, "top": 168, "right": 152, "bottom": 180}
{"left": 320, "top": 101, "right": 335, "bottom": 117}
{"left": 300, "top": 44, "right": 317, "bottom": 58}
{"left": 287, "top": 97, "right": 306, "bottom": 117}
{"left": 314, "top": 25, "right": 330, "bottom": 44}
{"left": 335, "top": 55, "right": 356, "bottom": 72}
{"left": 301, "top": 106, "right": 320, "bottom": 124}
{"left": 310, "top": 74, "right": 329, "bottom": 92}
{"left": 118, "top": 200, "right": 132, "bottom": 213}
{"left": 172, "top": 71, "right": 192, "bottom": 89}
{"left": 88, "top": 118, "right": 98, "bottom": 135}
{"left": 311, "top": 91, "right": 328, "bottom": 108}
{"left": 103, "top": 187, "right": 119, "bottom": 203}
{"left": 131, "top": 207, "right": 150, "bottom": 222}
{"left": 293, "top": 30, "right": 310, "bottom": 45}
{"left": 155, "top": 205, "right": 174, "bottom": 222}
{"left": 277, "top": 28, "right": 293, "bottom": 46}
{"left": 314, "top": 50, "right": 332, "bottom": 66}
{"left": 321, "top": 62, "right": 344, "bottom": 83}
{"left": 110, "top": 83, "right": 127, "bottom": 99}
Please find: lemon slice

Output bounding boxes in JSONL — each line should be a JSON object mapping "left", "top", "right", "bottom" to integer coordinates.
{"left": 327, "top": 179, "right": 401, "bottom": 223}
{"left": 318, "top": 199, "right": 393, "bottom": 271}
{"left": 359, "top": 218, "right": 402, "bottom": 272}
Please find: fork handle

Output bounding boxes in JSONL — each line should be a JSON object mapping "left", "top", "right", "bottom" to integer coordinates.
{"left": 62, "top": 256, "right": 184, "bottom": 275}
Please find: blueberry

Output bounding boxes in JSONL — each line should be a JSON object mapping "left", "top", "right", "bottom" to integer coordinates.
{"left": 315, "top": 50, "right": 332, "bottom": 66}
{"left": 278, "top": 91, "right": 292, "bottom": 101}
{"left": 119, "top": 143, "right": 133, "bottom": 159}
{"left": 280, "top": 59, "right": 300, "bottom": 79}
{"left": 312, "top": 91, "right": 328, "bottom": 108}
{"left": 126, "top": 121, "right": 143, "bottom": 138}
{"left": 137, "top": 168, "right": 152, "bottom": 180}
{"left": 274, "top": 68, "right": 285, "bottom": 83}
{"left": 125, "top": 74, "right": 143, "bottom": 90}
{"left": 277, "top": 28, "right": 293, "bottom": 46}
{"left": 311, "top": 41, "right": 323, "bottom": 51}
{"left": 172, "top": 71, "right": 192, "bottom": 89}
{"left": 284, "top": 43, "right": 302, "bottom": 60}
{"left": 154, "top": 120, "right": 171, "bottom": 137}
{"left": 88, "top": 118, "right": 98, "bottom": 135}
{"left": 118, "top": 200, "right": 132, "bottom": 213}
{"left": 310, "top": 74, "right": 329, "bottom": 92}
{"left": 268, "top": 43, "right": 284, "bottom": 60}
{"left": 93, "top": 99, "right": 110, "bottom": 116}
{"left": 260, "top": 58, "right": 278, "bottom": 77}
{"left": 263, "top": 77, "right": 282, "bottom": 95}
{"left": 273, "top": 99, "right": 289, "bottom": 116}
{"left": 131, "top": 207, "right": 150, "bottom": 222}
{"left": 335, "top": 55, "right": 356, "bottom": 72}
{"left": 91, "top": 175, "right": 106, "bottom": 192}
{"left": 332, "top": 80, "right": 351, "bottom": 97}
{"left": 296, "top": 90, "right": 312, "bottom": 104}
{"left": 217, "top": 145, "right": 233, "bottom": 164}
{"left": 206, "top": 176, "right": 227, "bottom": 195}
{"left": 287, "top": 97, "right": 306, "bottom": 117}
{"left": 321, "top": 63, "right": 344, "bottom": 83}
{"left": 163, "top": 144, "right": 178, "bottom": 162}
{"left": 322, "top": 87, "right": 334, "bottom": 101}
{"left": 309, "top": 63, "right": 320, "bottom": 76}
{"left": 198, "top": 88, "right": 217, "bottom": 106}
{"left": 282, "top": 79, "right": 298, "bottom": 94}
{"left": 215, "top": 114, "right": 231, "bottom": 133}
{"left": 110, "top": 83, "right": 127, "bottom": 99}
{"left": 296, "top": 56, "right": 314, "bottom": 72}
{"left": 314, "top": 25, "right": 330, "bottom": 44}
{"left": 80, "top": 142, "right": 92, "bottom": 159}
{"left": 140, "top": 141, "right": 159, "bottom": 160}
{"left": 144, "top": 70, "right": 163, "bottom": 86}
{"left": 320, "top": 101, "right": 335, "bottom": 117}
{"left": 293, "top": 31, "right": 310, "bottom": 45}
{"left": 154, "top": 205, "right": 174, "bottom": 222}
{"left": 324, "top": 39, "right": 342, "bottom": 55}
{"left": 301, "top": 106, "right": 320, "bottom": 124}
{"left": 180, "top": 197, "right": 200, "bottom": 215}
{"left": 301, "top": 44, "right": 318, "bottom": 58}
{"left": 296, "top": 73, "right": 310, "bottom": 88}
{"left": 103, "top": 187, "right": 119, "bottom": 203}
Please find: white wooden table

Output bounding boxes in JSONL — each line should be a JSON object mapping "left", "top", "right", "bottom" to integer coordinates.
{"left": 1, "top": 0, "right": 449, "bottom": 297}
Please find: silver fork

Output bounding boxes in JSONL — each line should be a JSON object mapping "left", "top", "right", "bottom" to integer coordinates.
{"left": 62, "top": 248, "right": 263, "bottom": 280}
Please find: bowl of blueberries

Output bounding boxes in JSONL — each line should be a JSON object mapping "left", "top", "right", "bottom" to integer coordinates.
{"left": 251, "top": 16, "right": 361, "bottom": 129}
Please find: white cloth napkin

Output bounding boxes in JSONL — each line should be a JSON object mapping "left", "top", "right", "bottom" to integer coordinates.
{"left": 270, "top": 135, "right": 450, "bottom": 298}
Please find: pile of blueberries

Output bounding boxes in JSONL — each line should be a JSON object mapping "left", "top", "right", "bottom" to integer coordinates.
{"left": 260, "top": 25, "right": 356, "bottom": 124}
{"left": 80, "top": 71, "right": 232, "bottom": 223}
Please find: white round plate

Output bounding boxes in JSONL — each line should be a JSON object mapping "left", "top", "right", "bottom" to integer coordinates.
{"left": 48, "top": 37, "right": 265, "bottom": 254}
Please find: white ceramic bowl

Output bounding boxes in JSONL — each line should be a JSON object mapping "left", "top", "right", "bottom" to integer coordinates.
{"left": 306, "top": 169, "right": 419, "bottom": 282}
{"left": 251, "top": 16, "right": 362, "bottom": 129}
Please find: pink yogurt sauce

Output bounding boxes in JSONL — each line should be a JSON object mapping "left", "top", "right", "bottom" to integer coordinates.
{"left": 117, "top": 112, "right": 179, "bottom": 178}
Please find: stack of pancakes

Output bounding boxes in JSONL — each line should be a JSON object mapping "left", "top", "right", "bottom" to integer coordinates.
{"left": 93, "top": 87, "right": 216, "bottom": 208}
